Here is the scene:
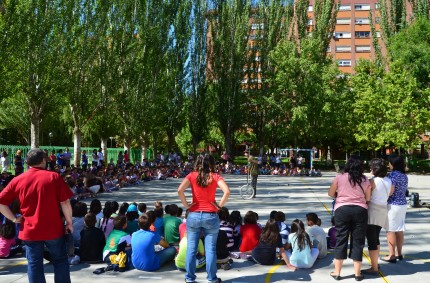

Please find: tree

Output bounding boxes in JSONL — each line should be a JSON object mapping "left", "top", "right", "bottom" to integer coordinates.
{"left": 186, "top": 0, "right": 209, "bottom": 155}
{"left": 268, "top": 0, "right": 341, "bottom": 151}
{"left": 245, "top": 0, "right": 293, "bottom": 155}
{"left": 0, "top": 0, "right": 61, "bottom": 148}
{"left": 207, "top": 0, "right": 252, "bottom": 157}
{"left": 353, "top": 60, "right": 430, "bottom": 149}
{"left": 389, "top": 17, "right": 430, "bottom": 88}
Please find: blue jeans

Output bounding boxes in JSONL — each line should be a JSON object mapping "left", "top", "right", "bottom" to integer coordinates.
{"left": 157, "top": 246, "right": 176, "bottom": 267}
{"left": 24, "top": 236, "right": 71, "bottom": 283}
{"left": 185, "top": 211, "right": 220, "bottom": 283}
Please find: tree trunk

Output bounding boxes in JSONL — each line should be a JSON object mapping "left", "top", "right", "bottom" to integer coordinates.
{"left": 30, "top": 114, "right": 40, "bottom": 148}
{"left": 167, "top": 130, "right": 174, "bottom": 152}
{"left": 141, "top": 144, "right": 146, "bottom": 161}
{"left": 259, "top": 140, "right": 264, "bottom": 157}
{"left": 192, "top": 138, "right": 198, "bottom": 156}
{"left": 101, "top": 138, "right": 108, "bottom": 163}
{"left": 73, "top": 127, "right": 82, "bottom": 167}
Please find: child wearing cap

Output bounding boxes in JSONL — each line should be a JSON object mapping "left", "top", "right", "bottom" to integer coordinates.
{"left": 125, "top": 204, "right": 139, "bottom": 235}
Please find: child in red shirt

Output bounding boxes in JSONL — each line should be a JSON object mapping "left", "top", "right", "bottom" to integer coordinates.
{"left": 239, "top": 211, "right": 261, "bottom": 254}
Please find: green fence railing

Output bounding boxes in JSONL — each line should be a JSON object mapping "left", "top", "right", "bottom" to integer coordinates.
{"left": 0, "top": 145, "right": 153, "bottom": 174}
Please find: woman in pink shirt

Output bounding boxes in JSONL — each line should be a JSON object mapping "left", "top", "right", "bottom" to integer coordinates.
{"left": 178, "top": 154, "right": 230, "bottom": 283}
{"left": 328, "top": 156, "right": 371, "bottom": 281}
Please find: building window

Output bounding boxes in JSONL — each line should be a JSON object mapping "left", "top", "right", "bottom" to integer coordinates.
{"left": 355, "top": 4, "right": 371, "bottom": 11}
{"left": 338, "top": 5, "right": 351, "bottom": 11}
{"left": 375, "top": 3, "right": 380, "bottom": 10}
{"left": 355, "top": 31, "right": 370, "bottom": 38}
{"left": 356, "top": 45, "right": 371, "bottom": 52}
{"left": 308, "top": 6, "right": 313, "bottom": 12}
{"left": 338, "top": 60, "right": 352, "bottom": 66}
{"left": 327, "top": 46, "right": 331, "bottom": 52}
{"left": 336, "top": 46, "right": 351, "bottom": 52}
{"left": 336, "top": 18, "right": 351, "bottom": 24}
{"left": 334, "top": 32, "right": 352, "bottom": 39}
{"left": 355, "top": 18, "right": 370, "bottom": 24}
{"left": 375, "top": 17, "right": 380, "bottom": 24}
{"left": 376, "top": 31, "right": 381, "bottom": 38}
{"left": 308, "top": 19, "right": 313, "bottom": 25}
{"left": 251, "top": 23, "right": 264, "bottom": 30}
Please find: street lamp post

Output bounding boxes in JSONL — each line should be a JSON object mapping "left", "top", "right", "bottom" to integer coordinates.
{"left": 49, "top": 132, "right": 53, "bottom": 146}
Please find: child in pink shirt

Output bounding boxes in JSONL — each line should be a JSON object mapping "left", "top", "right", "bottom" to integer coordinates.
{"left": 0, "top": 220, "right": 19, "bottom": 258}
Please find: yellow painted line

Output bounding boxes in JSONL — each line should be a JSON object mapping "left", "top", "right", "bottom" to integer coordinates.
{"left": 265, "top": 263, "right": 283, "bottom": 283}
{"left": 0, "top": 260, "right": 27, "bottom": 270}
{"left": 322, "top": 203, "right": 332, "bottom": 215}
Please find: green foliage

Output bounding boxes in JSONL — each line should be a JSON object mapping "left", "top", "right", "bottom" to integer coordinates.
{"left": 271, "top": 36, "right": 350, "bottom": 149}
{"left": 389, "top": 17, "right": 430, "bottom": 88}
{"left": 175, "top": 124, "right": 193, "bottom": 155}
{"left": 353, "top": 60, "right": 430, "bottom": 149}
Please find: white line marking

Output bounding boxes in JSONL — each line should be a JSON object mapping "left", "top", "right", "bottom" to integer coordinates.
{"left": 138, "top": 276, "right": 163, "bottom": 279}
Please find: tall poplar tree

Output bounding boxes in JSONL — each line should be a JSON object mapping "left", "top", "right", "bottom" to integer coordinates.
{"left": 207, "top": 0, "right": 252, "bottom": 157}
{"left": 0, "top": 0, "right": 60, "bottom": 148}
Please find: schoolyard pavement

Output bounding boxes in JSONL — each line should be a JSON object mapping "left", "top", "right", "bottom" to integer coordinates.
{"left": 1, "top": 172, "right": 429, "bottom": 282}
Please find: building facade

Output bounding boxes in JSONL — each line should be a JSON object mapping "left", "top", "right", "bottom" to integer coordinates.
{"left": 308, "top": 0, "right": 382, "bottom": 73}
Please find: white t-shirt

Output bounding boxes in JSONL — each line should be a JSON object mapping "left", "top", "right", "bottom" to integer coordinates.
{"left": 1, "top": 157, "right": 10, "bottom": 172}
{"left": 306, "top": 225, "right": 327, "bottom": 258}
{"left": 371, "top": 177, "right": 392, "bottom": 205}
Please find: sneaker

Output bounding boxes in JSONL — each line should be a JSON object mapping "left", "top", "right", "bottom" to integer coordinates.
{"left": 221, "top": 263, "right": 231, "bottom": 270}
{"left": 70, "top": 255, "right": 80, "bottom": 265}
{"left": 230, "top": 252, "right": 240, "bottom": 259}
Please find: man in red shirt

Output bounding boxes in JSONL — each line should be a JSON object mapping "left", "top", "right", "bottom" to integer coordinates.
{"left": 0, "top": 148, "right": 73, "bottom": 283}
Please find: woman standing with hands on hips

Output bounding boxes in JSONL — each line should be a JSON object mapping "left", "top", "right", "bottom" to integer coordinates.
{"left": 328, "top": 156, "right": 371, "bottom": 281}
{"left": 178, "top": 154, "right": 230, "bottom": 283}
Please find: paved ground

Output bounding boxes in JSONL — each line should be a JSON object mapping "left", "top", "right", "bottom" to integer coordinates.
{"left": 1, "top": 172, "right": 429, "bottom": 282}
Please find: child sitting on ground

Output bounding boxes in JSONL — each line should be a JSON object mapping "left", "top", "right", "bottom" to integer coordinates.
{"left": 230, "top": 210, "right": 242, "bottom": 250}
{"left": 218, "top": 207, "right": 234, "bottom": 250}
{"left": 80, "top": 213, "right": 106, "bottom": 263}
{"left": 102, "top": 215, "right": 132, "bottom": 264}
{"left": 175, "top": 212, "right": 206, "bottom": 271}
{"left": 238, "top": 211, "right": 261, "bottom": 258}
{"left": 0, "top": 220, "right": 21, "bottom": 258}
{"left": 131, "top": 213, "right": 177, "bottom": 271}
{"left": 251, "top": 219, "right": 296, "bottom": 270}
{"left": 305, "top": 212, "right": 327, "bottom": 258}
{"left": 163, "top": 204, "right": 182, "bottom": 246}
{"left": 327, "top": 216, "right": 336, "bottom": 249}
{"left": 286, "top": 219, "right": 319, "bottom": 269}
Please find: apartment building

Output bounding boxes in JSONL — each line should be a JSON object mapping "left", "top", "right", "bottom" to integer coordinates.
{"left": 308, "top": 0, "right": 382, "bottom": 73}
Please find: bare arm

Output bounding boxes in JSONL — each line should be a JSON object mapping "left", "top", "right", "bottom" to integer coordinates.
{"left": 328, "top": 179, "right": 337, "bottom": 198}
{"left": 217, "top": 179, "right": 230, "bottom": 208}
{"left": 0, "top": 204, "right": 22, "bottom": 223}
{"left": 389, "top": 184, "right": 395, "bottom": 196}
{"left": 365, "top": 184, "right": 372, "bottom": 202}
{"left": 60, "top": 199, "right": 73, "bottom": 234}
{"left": 177, "top": 178, "right": 192, "bottom": 209}
{"left": 159, "top": 239, "right": 170, "bottom": 249}
{"left": 280, "top": 247, "right": 296, "bottom": 270}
